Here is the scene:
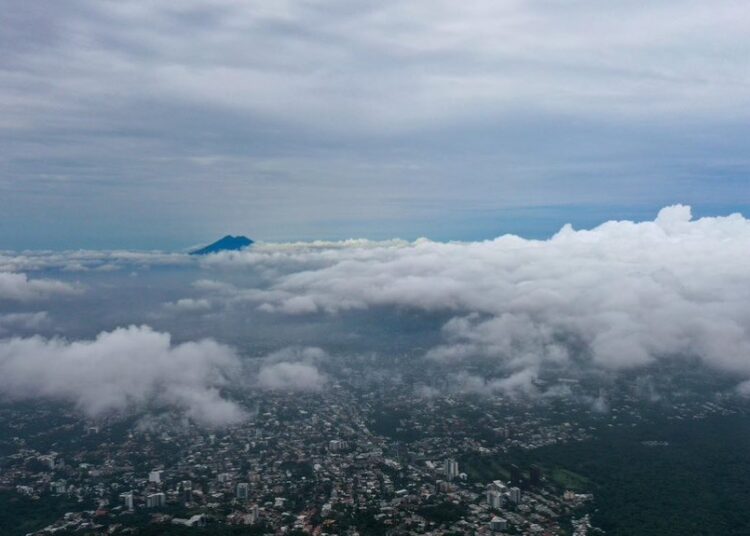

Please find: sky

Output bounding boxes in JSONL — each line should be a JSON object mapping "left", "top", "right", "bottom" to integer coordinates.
{"left": 2, "top": 0, "right": 750, "bottom": 249}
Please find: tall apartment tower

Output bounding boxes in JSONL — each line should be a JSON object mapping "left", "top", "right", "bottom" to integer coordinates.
{"left": 146, "top": 492, "right": 166, "bottom": 508}
{"left": 236, "top": 482, "right": 250, "bottom": 500}
{"left": 444, "top": 458, "right": 459, "bottom": 481}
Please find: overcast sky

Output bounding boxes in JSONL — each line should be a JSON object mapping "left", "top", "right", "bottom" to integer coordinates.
{"left": 2, "top": 0, "right": 749, "bottom": 249}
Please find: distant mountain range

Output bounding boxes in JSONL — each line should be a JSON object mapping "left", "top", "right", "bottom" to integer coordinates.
{"left": 190, "top": 235, "right": 254, "bottom": 255}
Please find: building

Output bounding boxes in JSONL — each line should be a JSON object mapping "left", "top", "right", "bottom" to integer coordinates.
{"left": 180, "top": 480, "right": 192, "bottom": 503}
{"left": 172, "top": 514, "right": 205, "bottom": 527}
{"left": 329, "top": 439, "right": 345, "bottom": 452}
{"left": 248, "top": 504, "right": 260, "bottom": 524}
{"left": 490, "top": 516, "right": 508, "bottom": 531}
{"left": 490, "top": 480, "right": 507, "bottom": 493}
{"left": 146, "top": 492, "right": 166, "bottom": 508}
{"left": 509, "top": 486, "right": 521, "bottom": 504}
{"left": 443, "top": 458, "right": 459, "bottom": 481}
{"left": 120, "top": 492, "right": 134, "bottom": 511}
{"left": 148, "top": 470, "right": 163, "bottom": 484}
{"left": 236, "top": 482, "right": 249, "bottom": 500}
{"left": 486, "top": 489, "right": 503, "bottom": 509}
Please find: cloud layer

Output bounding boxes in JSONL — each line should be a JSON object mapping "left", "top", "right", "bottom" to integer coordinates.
{"left": 2, "top": 205, "right": 750, "bottom": 420}
{"left": 204, "top": 205, "right": 750, "bottom": 386}
{"left": 0, "top": 325, "right": 245, "bottom": 426}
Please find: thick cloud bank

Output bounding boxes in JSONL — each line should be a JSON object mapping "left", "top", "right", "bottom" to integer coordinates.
{"left": 0, "top": 326, "right": 245, "bottom": 426}
{"left": 207, "top": 206, "right": 750, "bottom": 387}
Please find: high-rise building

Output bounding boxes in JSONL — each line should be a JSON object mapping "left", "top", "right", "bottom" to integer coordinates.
{"left": 509, "top": 486, "right": 521, "bottom": 504}
{"left": 490, "top": 480, "right": 507, "bottom": 493}
{"left": 120, "top": 491, "right": 134, "bottom": 511}
{"left": 249, "top": 504, "right": 260, "bottom": 524}
{"left": 146, "top": 492, "right": 166, "bottom": 508}
{"left": 180, "top": 480, "right": 192, "bottom": 503}
{"left": 148, "top": 470, "right": 163, "bottom": 484}
{"left": 443, "top": 458, "right": 459, "bottom": 481}
{"left": 486, "top": 489, "right": 503, "bottom": 509}
{"left": 236, "top": 482, "right": 249, "bottom": 500}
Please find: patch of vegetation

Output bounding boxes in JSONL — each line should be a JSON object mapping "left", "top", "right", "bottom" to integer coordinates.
{"left": 549, "top": 468, "right": 590, "bottom": 491}
{"left": 0, "top": 491, "right": 93, "bottom": 536}
{"left": 417, "top": 501, "right": 468, "bottom": 525}
{"left": 520, "top": 414, "right": 750, "bottom": 536}
{"left": 459, "top": 455, "right": 510, "bottom": 483}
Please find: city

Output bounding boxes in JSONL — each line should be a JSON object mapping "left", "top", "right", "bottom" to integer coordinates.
{"left": 3, "top": 364, "right": 745, "bottom": 535}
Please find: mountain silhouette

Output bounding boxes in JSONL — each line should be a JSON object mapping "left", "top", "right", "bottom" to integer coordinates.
{"left": 190, "top": 235, "right": 253, "bottom": 255}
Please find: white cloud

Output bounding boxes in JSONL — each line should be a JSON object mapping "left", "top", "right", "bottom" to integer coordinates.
{"left": 257, "top": 361, "right": 327, "bottom": 392}
{"left": 204, "top": 205, "right": 750, "bottom": 387}
{"left": 0, "top": 272, "right": 78, "bottom": 301}
{"left": 0, "top": 325, "right": 245, "bottom": 426}
{"left": 451, "top": 369, "right": 539, "bottom": 398}
{"left": 256, "top": 347, "right": 328, "bottom": 392}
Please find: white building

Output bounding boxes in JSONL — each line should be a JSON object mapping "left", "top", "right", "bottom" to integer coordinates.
{"left": 148, "top": 470, "right": 163, "bottom": 484}
{"left": 443, "top": 458, "right": 459, "bottom": 481}
{"left": 509, "top": 486, "right": 521, "bottom": 504}
{"left": 146, "top": 492, "right": 166, "bottom": 508}
{"left": 486, "top": 489, "right": 503, "bottom": 509}
{"left": 120, "top": 491, "right": 134, "bottom": 511}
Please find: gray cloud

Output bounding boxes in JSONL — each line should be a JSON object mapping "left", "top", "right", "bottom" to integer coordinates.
{"left": 2, "top": 1, "right": 749, "bottom": 248}
{"left": 0, "top": 325, "right": 245, "bottom": 426}
{"left": 5, "top": 1, "right": 749, "bottom": 133}
{"left": 0, "top": 311, "right": 49, "bottom": 335}
{"left": 163, "top": 298, "right": 212, "bottom": 314}
{"left": 0, "top": 251, "right": 190, "bottom": 273}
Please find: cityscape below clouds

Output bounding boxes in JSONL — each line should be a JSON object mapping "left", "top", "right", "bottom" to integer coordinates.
{"left": 2, "top": 2, "right": 750, "bottom": 535}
